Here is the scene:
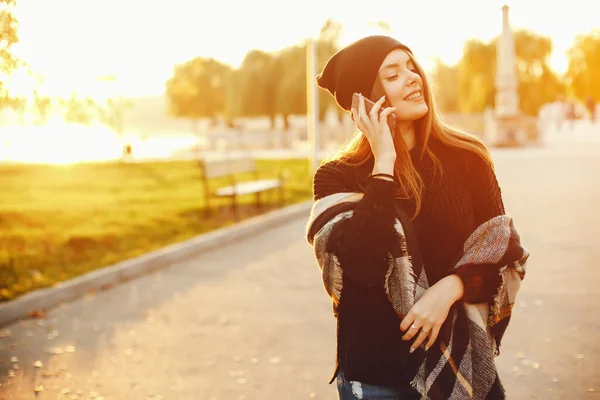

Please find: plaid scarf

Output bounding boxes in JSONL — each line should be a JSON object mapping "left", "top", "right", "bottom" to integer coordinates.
{"left": 306, "top": 193, "right": 529, "bottom": 400}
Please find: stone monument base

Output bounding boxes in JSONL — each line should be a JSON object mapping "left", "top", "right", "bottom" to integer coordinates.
{"left": 484, "top": 112, "right": 539, "bottom": 147}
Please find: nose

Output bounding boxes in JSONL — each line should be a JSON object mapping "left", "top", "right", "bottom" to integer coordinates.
{"left": 406, "top": 72, "right": 419, "bottom": 87}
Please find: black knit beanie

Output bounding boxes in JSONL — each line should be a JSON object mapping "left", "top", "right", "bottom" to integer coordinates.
{"left": 316, "top": 35, "right": 412, "bottom": 111}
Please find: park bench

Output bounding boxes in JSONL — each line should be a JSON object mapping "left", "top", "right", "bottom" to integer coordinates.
{"left": 199, "top": 156, "right": 284, "bottom": 220}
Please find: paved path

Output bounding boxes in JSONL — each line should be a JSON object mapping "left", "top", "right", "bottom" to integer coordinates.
{"left": 1, "top": 140, "right": 600, "bottom": 399}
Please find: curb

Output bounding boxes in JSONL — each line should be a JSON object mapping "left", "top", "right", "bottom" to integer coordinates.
{"left": 0, "top": 200, "right": 313, "bottom": 328}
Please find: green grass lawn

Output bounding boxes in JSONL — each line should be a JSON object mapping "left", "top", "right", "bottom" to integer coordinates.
{"left": 0, "top": 158, "right": 313, "bottom": 302}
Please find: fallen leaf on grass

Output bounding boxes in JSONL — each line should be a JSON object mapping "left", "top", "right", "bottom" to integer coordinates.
{"left": 46, "top": 347, "right": 64, "bottom": 354}
{"left": 28, "top": 309, "right": 45, "bottom": 319}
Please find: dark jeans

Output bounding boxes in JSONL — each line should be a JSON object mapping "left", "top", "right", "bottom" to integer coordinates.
{"left": 335, "top": 369, "right": 422, "bottom": 400}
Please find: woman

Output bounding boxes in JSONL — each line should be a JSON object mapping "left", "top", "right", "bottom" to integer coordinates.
{"left": 305, "top": 35, "right": 529, "bottom": 399}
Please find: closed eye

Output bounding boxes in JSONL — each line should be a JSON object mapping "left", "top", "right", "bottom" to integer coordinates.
{"left": 385, "top": 75, "right": 398, "bottom": 81}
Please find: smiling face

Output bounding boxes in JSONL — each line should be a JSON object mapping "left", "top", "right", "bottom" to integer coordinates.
{"left": 376, "top": 49, "right": 429, "bottom": 122}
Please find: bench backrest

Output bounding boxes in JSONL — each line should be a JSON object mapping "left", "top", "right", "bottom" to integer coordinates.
{"left": 201, "top": 156, "right": 257, "bottom": 179}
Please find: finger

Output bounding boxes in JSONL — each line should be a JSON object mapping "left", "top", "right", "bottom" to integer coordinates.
{"left": 352, "top": 107, "right": 368, "bottom": 135}
{"left": 402, "top": 320, "right": 422, "bottom": 341}
{"left": 351, "top": 108, "right": 362, "bottom": 127}
{"left": 354, "top": 116, "right": 371, "bottom": 138}
{"left": 379, "top": 107, "right": 397, "bottom": 132}
{"left": 357, "top": 94, "right": 367, "bottom": 120}
{"left": 402, "top": 323, "right": 421, "bottom": 341}
{"left": 410, "top": 326, "right": 432, "bottom": 353}
{"left": 358, "top": 94, "right": 375, "bottom": 133}
{"left": 399, "top": 311, "right": 415, "bottom": 333}
{"left": 425, "top": 325, "right": 441, "bottom": 351}
{"left": 371, "top": 95, "right": 386, "bottom": 116}
{"left": 369, "top": 95, "right": 387, "bottom": 126}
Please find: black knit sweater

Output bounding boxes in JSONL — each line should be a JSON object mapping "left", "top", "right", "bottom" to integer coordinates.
{"left": 311, "top": 137, "right": 505, "bottom": 389}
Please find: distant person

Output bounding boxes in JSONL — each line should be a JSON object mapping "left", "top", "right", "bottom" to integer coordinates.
{"left": 555, "top": 93, "right": 566, "bottom": 131}
{"left": 586, "top": 96, "right": 596, "bottom": 123}
{"left": 122, "top": 144, "right": 133, "bottom": 159}
{"left": 306, "top": 35, "right": 529, "bottom": 399}
{"left": 565, "top": 101, "right": 576, "bottom": 132}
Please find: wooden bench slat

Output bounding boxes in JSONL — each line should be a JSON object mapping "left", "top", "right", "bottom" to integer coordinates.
{"left": 215, "top": 179, "right": 281, "bottom": 197}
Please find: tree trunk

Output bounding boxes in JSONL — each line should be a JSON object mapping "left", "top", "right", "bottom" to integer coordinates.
{"left": 319, "top": 107, "right": 326, "bottom": 122}
{"left": 337, "top": 108, "right": 347, "bottom": 124}
{"left": 283, "top": 114, "right": 290, "bottom": 130}
{"left": 191, "top": 118, "right": 203, "bottom": 158}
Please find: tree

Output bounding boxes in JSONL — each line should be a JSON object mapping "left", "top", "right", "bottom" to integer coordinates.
{"left": 430, "top": 58, "right": 460, "bottom": 113}
{"left": 457, "top": 39, "right": 496, "bottom": 113}
{"left": 61, "top": 94, "right": 96, "bottom": 125}
{"left": 97, "top": 96, "right": 132, "bottom": 136}
{"left": 0, "top": 0, "right": 19, "bottom": 109}
{"left": 316, "top": 19, "right": 343, "bottom": 121}
{"left": 319, "top": 18, "right": 344, "bottom": 45}
{"left": 566, "top": 30, "right": 600, "bottom": 102}
{"left": 456, "top": 30, "right": 562, "bottom": 116}
{"left": 222, "top": 18, "right": 343, "bottom": 130}
{"left": 223, "top": 68, "right": 243, "bottom": 126}
{"left": 269, "top": 18, "right": 344, "bottom": 129}
{"left": 368, "top": 20, "right": 391, "bottom": 34}
{"left": 274, "top": 44, "right": 307, "bottom": 128}
{"left": 235, "top": 50, "right": 279, "bottom": 128}
{"left": 512, "top": 30, "right": 563, "bottom": 116}
{"left": 165, "top": 57, "right": 231, "bottom": 128}
{"left": 32, "top": 89, "right": 52, "bottom": 125}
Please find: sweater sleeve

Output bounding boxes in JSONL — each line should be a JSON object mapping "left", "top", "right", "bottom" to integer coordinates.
{"left": 312, "top": 163, "right": 398, "bottom": 287}
{"left": 454, "top": 151, "right": 506, "bottom": 304}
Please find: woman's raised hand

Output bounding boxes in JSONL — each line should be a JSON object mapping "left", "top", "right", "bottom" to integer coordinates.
{"left": 351, "top": 94, "right": 397, "bottom": 164}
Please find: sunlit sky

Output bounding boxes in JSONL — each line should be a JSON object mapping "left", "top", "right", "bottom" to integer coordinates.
{"left": 8, "top": 0, "right": 600, "bottom": 99}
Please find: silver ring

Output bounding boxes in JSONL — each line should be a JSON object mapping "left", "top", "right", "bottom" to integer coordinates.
{"left": 410, "top": 324, "right": 418, "bottom": 330}
{"left": 419, "top": 330, "right": 429, "bottom": 335}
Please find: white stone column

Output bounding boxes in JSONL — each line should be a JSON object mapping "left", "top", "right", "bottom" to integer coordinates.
{"left": 495, "top": 5, "right": 519, "bottom": 117}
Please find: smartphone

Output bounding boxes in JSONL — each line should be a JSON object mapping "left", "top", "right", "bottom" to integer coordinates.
{"left": 351, "top": 93, "right": 396, "bottom": 135}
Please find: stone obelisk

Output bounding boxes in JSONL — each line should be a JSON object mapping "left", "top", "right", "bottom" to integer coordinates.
{"left": 491, "top": 4, "right": 528, "bottom": 146}
{"left": 495, "top": 5, "right": 519, "bottom": 117}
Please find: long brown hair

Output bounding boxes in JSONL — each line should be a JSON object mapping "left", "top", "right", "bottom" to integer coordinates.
{"left": 324, "top": 52, "right": 494, "bottom": 219}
